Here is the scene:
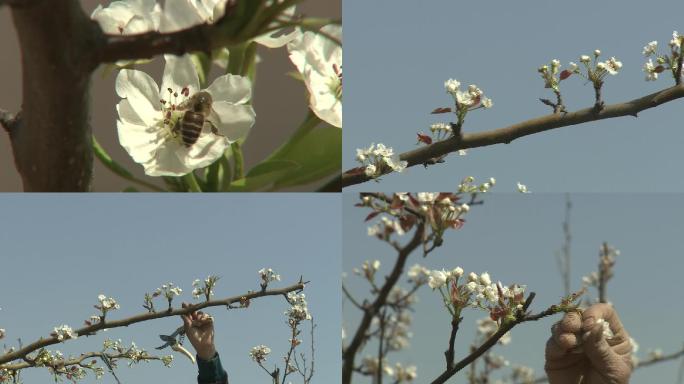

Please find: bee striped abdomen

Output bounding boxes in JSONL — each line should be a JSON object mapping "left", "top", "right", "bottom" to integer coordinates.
{"left": 179, "top": 111, "right": 204, "bottom": 147}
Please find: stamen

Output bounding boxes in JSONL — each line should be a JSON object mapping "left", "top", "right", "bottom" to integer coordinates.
{"left": 181, "top": 87, "right": 190, "bottom": 97}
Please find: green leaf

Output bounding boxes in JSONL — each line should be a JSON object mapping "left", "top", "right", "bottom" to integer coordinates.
{"left": 226, "top": 160, "right": 300, "bottom": 191}
{"left": 269, "top": 125, "right": 342, "bottom": 189}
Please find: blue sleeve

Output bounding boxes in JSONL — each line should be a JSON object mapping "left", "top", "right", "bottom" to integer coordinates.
{"left": 197, "top": 352, "right": 228, "bottom": 384}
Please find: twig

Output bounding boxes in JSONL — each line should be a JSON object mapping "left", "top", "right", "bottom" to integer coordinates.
{"left": 1, "top": 350, "right": 165, "bottom": 371}
{"left": 341, "top": 84, "right": 684, "bottom": 187}
{"left": 598, "top": 242, "right": 609, "bottom": 304}
{"left": 430, "top": 293, "right": 560, "bottom": 384}
{"left": 0, "top": 281, "right": 305, "bottom": 366}
{"left": 342, "top": 222, "right": 426, "bottom": 384}
{"left": 444, "top": 316, "right": 462, "bottom": 370}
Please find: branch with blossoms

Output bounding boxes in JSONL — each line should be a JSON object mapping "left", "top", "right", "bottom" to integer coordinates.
{"left": 0, "top": 270, "right": 308, "bottom": 383}
{"left": 342, "top": 31, "right": 684, "bottom": 188}
{"left": 342, "top": 191, "right": 584, "bottom": 384}
{"left": 2, "top": 0, "right": 341, "bottom": 191}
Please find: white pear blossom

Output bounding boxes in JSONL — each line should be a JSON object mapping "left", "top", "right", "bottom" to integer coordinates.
{"left": 160, "top": 0, "right": 297, "bottom": 47}
{"left": 597, "top": 57, "right": 622, "bottom": 75}
{"left": 288, "top": 25, "right": 342, "bottom": 128}
{"left": 428, "top": 269, "right": 448, "bottom": 289}
{"left": 115, "top": 54, "right": 255, "bottom": 176}
{"left": 249, "top": 345, "right": 271, "bottom": 363}
{"left": 52, "top": 325, "right": 77, "bottom": 341}
{"left": 643, "top": 59, "right": 659, "bottom": 81}
{"left": 258, "top": 268, "right": 281, "bottom": 283}
{"left": 671, "top": 31, "right": 682, "bottom": 49}
{"left": 407, "top": 264, "right": 430, "bottom": 284}
{"left": 643, "top": 41, "right": 658, "bottom": 56}
{"left": 517, "top": 182, "right": 530, "bottom": 193}
{"left": 0, "top": 328, "right": 5, "bottom": 340}
{"left": 355, "top": 143, "right": 407, "bottom": 178}
{"left": 91, "top": 0, "right": 161, "bottom": 35}
{"left": 96, "top": 294, "right": 120, "bottom": 314}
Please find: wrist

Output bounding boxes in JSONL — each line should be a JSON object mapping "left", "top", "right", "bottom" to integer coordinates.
{"left": 197, "top": 347, "right": 217, "bottom": 361}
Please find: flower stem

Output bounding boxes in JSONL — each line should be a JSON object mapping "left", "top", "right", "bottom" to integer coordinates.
{"left": 220, "top": 155, "right": 233, "bottom": 191}
{"left": 183, "top": 172, "right": 203, "bottom": 192}
{"left": 92, "top": 136, "right": 165, "bottom": 192}
{"left": 232, "top": 142, "right": 245, "bottom": 180}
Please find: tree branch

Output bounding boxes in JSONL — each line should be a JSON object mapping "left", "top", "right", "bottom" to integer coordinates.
{"left": 0, "top": 281, "right": 305, "bottom": 366}
{"left": 341, "top": 84, "right": 684, "bottom": 188}
{"left": 1, "top": 350, "right": 165, "bottom": 371}
{"left": 342, "top": 222, "right": 426, "bottom": 384}
{"left": 430, "top": 293, "right": 560, "bottom": 384}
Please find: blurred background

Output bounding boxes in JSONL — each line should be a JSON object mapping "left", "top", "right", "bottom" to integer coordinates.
{"left": 343, "top": 193, "right": 684, "bottom": 383}
{"left": 0, "top": 194, "right": 341, "bottom": 383}
{"left": 343, "top": 0, "right": 684, "bottom": 193}
{"left": 0, "top": 0, "right": 340, "bottom": 191}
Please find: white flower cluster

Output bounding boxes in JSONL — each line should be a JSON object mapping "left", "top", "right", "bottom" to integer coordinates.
{"left": 249, "top": 345, "right": 271, "bottom": 363}
{"left": 52, "top": 324, "right": 78, "bottom": 341}
{"left": 577, "top": 50, "right": 622, "bottom": 78}
{"left": 361, "top": 357, "right": 417, "bottom": 382}
{"left": 538, "top": 59, "right": 578, "bottom": 90}
{"left": 429, "top": 268, "right": 526, "bottom": 314}
{"left": 192, "top": 275, "right": 219, "bottom": 300}
{"left": 457, "top": 176, "right": 496, "bottom": 193}
{"left": 444, "top": 79, "right": 493, "bottom": 109}
{"left": 407, "top": 264, "right": 431, "bottom": 285}
{"left": 353, "top": 260, "right": 381, "bottom": 281}
{"left": 355, "top": 143, "right": 408, "bottom": 178}
{"left": 367, "top": 216, "right": 405, "bottom": 237}
{"left": 285, "top": 292, "right": 312, "bottom": 322}
{"left": 642, "top": 31, "right": 683, "bottom": 81}
{"left": 155, "top": 283, "right": 183, "bottom": 300}
{"left": 96, "top": 294, "right": 120, "bottom": 316}
{"left": 258, "top": 268, "right": 281, "bottom": 285}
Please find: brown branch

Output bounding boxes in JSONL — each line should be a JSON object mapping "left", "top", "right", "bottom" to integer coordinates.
{"left": 341, "top": 84, "right": 684, "bottom": 188}
{"left": 598, "top": 242, "right": 609, "bottom": 304}
{"left": 0, "top": 281, "right": 305, "bottom": 366}
{"left": 1, "top": 350, "right": 165, "bottom": 371}
{"left": 342, "top": 222, "right": 426, "bottom": 384}
{"left": 430, "top": 293, "right": 562, "bottom": 384}
{"left": 444, "top": 316, "right": 462, "bottom": 370}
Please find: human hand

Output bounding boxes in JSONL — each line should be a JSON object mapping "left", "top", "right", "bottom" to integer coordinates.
{"left": 181, "top": 303, "right": 217, "bottom": 361}
{"left": 545, "top": 303, "right": 633, "bottom": 384}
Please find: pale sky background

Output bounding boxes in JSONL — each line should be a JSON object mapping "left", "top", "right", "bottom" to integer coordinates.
{"left": 343, "top": 193, "right": 684, "bottom": 383}
{"left": 0, "top": 194, "right": 340, "bottom": 383}
{"left": 343, "top": 0, "right": 684, "bottom": 192}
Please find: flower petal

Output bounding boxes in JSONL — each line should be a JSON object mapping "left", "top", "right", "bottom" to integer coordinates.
{"left": 116, "top": 119, "right": 164, "bottom": 164}
{"left": 115, "top": 69, "right": 161, "bottom": 126}
{"left": 159, "top": 0, "right": 204, "bottom": 32}
{"left": 176, "top": 132, "right": 230, "bottom": 169}
{"left": 161, "top": 54, "right": 200, "bottom": 98}
{"left": 205, "top": 74, "right": 252, "bottom": 105}
{"left": 210, "top": 102, "right": 256, "bottom": 142}
{"left": 143, "top": 141, "right": 192, "bottom": 176}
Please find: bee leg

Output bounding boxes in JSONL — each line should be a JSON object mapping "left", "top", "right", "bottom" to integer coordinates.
{"left": 208, "top": 121, "right": 225, "bottom": 138}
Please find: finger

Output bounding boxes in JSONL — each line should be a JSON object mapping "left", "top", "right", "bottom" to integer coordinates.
{"left": 582, "top": 304, "right": 625, "bottom": 337}
{"left": 583, "top": 322, "right": 621, "bottom": 370}
{"left": 181, "top": 312, "right": 192, "bottom": 330}
{"left": 551, "top": 312, "right": 582, "bottom": 350}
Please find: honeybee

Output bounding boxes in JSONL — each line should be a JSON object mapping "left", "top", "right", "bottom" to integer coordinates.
{"left": 173, "top": 91, "right": 223, "bottom": 147}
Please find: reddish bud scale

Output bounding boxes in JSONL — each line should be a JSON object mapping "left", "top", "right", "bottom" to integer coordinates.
{"left": 399, "top": 215, "right": 416, "bottom": 232}
{"left": 655, "top": 65, "right": 666, "bottom": 73}
{"left": 431, "top": 107, "right": 452, "bottom": 114}
{"left": 364, "top": 211, "right": 380, "bottom": 222}
{"left": 417, "top": 133, "right": 432, "bottom": 145}
{"left": 559, "top": 70, "right": 572, "bottom": 80}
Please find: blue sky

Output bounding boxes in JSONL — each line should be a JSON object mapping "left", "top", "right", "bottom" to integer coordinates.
{"left": 0, "top": 194, "right": 340, "bottom": 383}
{"left": 343, "top": 193, "right": 684, "bottom": 383}
{"left": 343, "top": 0, "right": 684, "bottom": 192}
